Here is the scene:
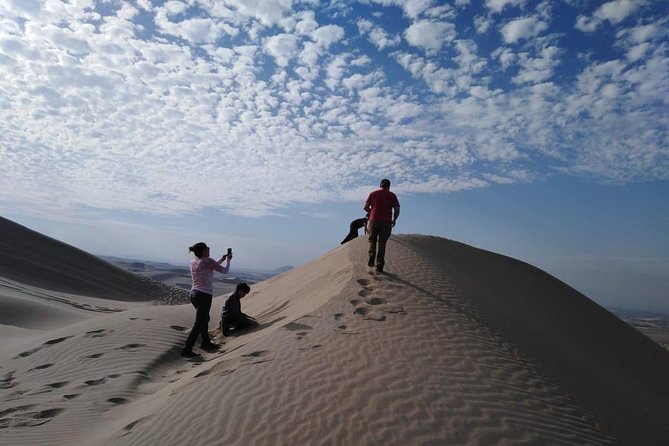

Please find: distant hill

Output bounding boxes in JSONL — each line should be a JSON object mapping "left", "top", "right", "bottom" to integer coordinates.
{"left": 269, "top": 265, "right": 294, "bottom": 274}
{"left": 100, "top": 256, "right": 291, "bottom": 285}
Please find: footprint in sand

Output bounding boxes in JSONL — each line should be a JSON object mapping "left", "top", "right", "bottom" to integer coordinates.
{"left": 0, "top": 404, "right": 36, "bottom": 427}
{"left": 358, "top": 289, "right": 371, "bottom": 297}
{"left": 0, "top": 372, "right": 16, "bottom": 389}
{"left": 107, "top": 397, "right": 129, "bottom": 405}
{"left": 241, "top": 350, "right": 274, "bottom": 366}
{"left": 45, "top": 382, "right": 69, "bottom": 389}
{"left": 350, "top": 299, "right": 362, "bottom": 306}
{"left": 357, "top": 279, "right": 370, "bottom": 287}
{"left": 123, "top": 416, "right": 152, "bottom": 434}
{"left": 353, "top": 307, "right": 369, "bottom": 316}
{"left": 28, "top": 364, "right": 54, "bottom": 373}
{"left": 334, "top": 324, "right": 359, "bottom": 335}
{"left": 366, "top": 297, "right": 387, "bottom": 305}
{"left": 353, "top": 306, "right": 386, "bottom": 321}
{"left": 170, "top": 325, "right": 187, "bottom": 332}
{"left": 84, "top": 329, "right": 112, "bottom": 338}
{"left": 284, "top": 322, "right": 313, "bottom": 339}
{"left": 299, "top": 344, "right": 324, "bottom": 352}
{"left": 14, "top": 338, "right": 71, "bottom": 358}
{"left": 63, "top": 394, "right": 80, "bottom": 400}
{"left": 334, "top": 313, "right": 344, "bottom": 321}
{"left": 0, "top": 404, "right": 36, "bottom": 419}
{"left": 0, "top": 408, "right": 65, "bottom": 428}
{"left": 119, "top": 344, "right": 145, "bottom": 351}
{"left": 43, "top": 336, "right": 72, "bottom": 346}
{"left": 284, "top": 322, "right": 313, "bottom": 331}
{"left": 85, "top": 378, "right": 107, "bottom": 386}
{"left": 85, "top": 353, "right": 104, "bottom": 359}
{"left": 243, "top": 350, "right": 270, "bottom": 358}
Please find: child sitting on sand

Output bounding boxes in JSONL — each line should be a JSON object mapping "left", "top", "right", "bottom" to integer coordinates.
{"left": 220, "top": 283, "right": 258, "bottom": 336}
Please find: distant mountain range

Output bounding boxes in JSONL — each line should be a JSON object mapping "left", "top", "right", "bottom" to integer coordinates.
{"left": 99, "top": 255, "right": 294, "bottom": 295}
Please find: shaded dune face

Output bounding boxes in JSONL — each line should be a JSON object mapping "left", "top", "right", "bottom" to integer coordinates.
{"left": 397, "top": 235, "right": 669, "bottom": 445}
{"left": 0, "top": 217, "right": 165, "bottom": 301}
{"left": 1, "top": 233, "right": 667, "bottom": 446}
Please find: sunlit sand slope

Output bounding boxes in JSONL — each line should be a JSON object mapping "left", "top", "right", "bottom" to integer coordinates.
{"left": 1, "top": 234, "right": 667, "bottom": 445}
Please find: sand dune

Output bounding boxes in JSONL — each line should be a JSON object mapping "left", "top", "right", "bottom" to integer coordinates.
{"left": 0, "top": 217, "right": 175, "bottom": 302}
{"left": 1, "top": 232, "right": 668, "bottom": 445}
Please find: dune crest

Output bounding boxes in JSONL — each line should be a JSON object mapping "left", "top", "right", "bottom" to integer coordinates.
{"left": 1, "top": 234, "right": 668, "bottom": 445}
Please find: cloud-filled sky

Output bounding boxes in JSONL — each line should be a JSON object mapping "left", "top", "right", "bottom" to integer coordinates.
{"left": 0, "top": 0, "right": 667, "bottom": 314}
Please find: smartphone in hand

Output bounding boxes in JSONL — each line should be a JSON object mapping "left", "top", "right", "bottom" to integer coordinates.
{"left": 227, "top": 248, "right": 232, "bottom": 256}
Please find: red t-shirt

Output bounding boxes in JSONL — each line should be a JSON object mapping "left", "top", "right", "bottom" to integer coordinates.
{"left": 365, "top": 189, "right": 399, "bottom": 222}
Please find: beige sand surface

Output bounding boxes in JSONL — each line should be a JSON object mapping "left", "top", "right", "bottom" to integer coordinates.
{"left": 1, "top": 230, "right": 668, "bottom": 445}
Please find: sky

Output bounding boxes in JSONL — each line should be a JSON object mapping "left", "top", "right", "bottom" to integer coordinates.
{"left": 0, "top": 0, "right": 667, "bottom": 315}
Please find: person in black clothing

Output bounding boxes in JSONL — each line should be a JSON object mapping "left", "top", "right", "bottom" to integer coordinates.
{"left": 220, "top": 283, "right": 258, "bottom": 336}
{"left": 340, "top": 213, "right": 369, "bottom": 244}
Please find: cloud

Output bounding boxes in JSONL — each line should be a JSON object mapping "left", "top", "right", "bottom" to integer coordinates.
{"left": 264, "top": 33, "right": 300, "bottom": 67}
{"left": 575, "top": 0, "right": 641, "bottom": 33}
{"left": 595, "top": 0, "right": 640, "bottom": 25}
{"left": 357, "top": 19, "right": 401, "bottom": 50}
{"left": 224, "top": 0, "right": 294, "bottom": 26}
{"left": 485, "top": 0, "right": 525, "bottom": 14}
{"left": 493, "top": 47, "right": 517, "bottom": 70}
{"left": 501, "top": 16, "right": 549, "bottom": 44}
{"left": 405, "top": 20, "right": 456, "bottom": 53}
{"left": 393, "top": 51, "right": 457, "bottom": 95}
{"left": 0, "top": 0, "right": 43, "bottom": 19}
{"left": 512, "top": 45, "right": 562, "bottom": 84}
{"left": 0, "top": 0, "right": 667, "bottom": 222}
{"left": 325, "top": 53, "right": 349, "bottom": 90}
{"left": 474, "top": 15, "right": 493, "bottom": 34}
{"left": 312, "top": 24, "right": 345, "bottom": 48}
{"left": 369, "top": 0, "right": 435, "bottom": 19}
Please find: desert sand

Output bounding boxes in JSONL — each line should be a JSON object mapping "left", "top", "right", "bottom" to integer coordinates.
{"left": 1, "top": 219, "right": 668, "bottom": 445}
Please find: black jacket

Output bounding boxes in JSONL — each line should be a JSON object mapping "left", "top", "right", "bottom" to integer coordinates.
{"left": 222, "top": 292, "right": 246, "bottom": 324}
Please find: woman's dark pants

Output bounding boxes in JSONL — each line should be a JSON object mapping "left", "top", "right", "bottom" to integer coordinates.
{"left": 184, "top": 291, "right": 212, "bottom": 351}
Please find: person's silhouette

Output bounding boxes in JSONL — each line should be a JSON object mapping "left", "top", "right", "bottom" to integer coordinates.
{"left": 341, "top": 214, "right": 369, "bottom": 244}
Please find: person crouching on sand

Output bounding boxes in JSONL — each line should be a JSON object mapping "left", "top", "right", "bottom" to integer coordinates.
{"left": 340, "top": 213, "right": 369, "bottom": 244}
{"left": 220, "top": 283, "right": 258, "bottom": 336}
{"left": 182, "top": 242, "right": 231, "bottom": 358}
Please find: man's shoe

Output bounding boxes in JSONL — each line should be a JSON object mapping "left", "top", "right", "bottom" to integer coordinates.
{"left": 201, "top": 342, "right": 220, "bottom": 351}
{"left": 181, "top": 349, "right": 201, "bottom": 358}
{"left": 375, "top": 264, "right": 384, "bottom": 273}
{"left": 367, "top": 255, "right": 375, "bottom": 267}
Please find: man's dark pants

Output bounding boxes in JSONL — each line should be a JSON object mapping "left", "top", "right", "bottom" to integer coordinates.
{"left": 367, "top": 220, "right": 392, "bottom": 268}
{"left": 184, "top": 290, "right": 212, "bottom": 350}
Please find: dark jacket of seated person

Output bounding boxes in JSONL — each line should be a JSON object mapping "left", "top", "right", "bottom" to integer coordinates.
{"left": 221, "top": 283, "right": 258, "bottom": 336}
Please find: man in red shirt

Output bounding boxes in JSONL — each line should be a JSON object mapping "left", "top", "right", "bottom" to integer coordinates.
{"left": 364, "top": 178, "right": 400, "bottom": 273}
